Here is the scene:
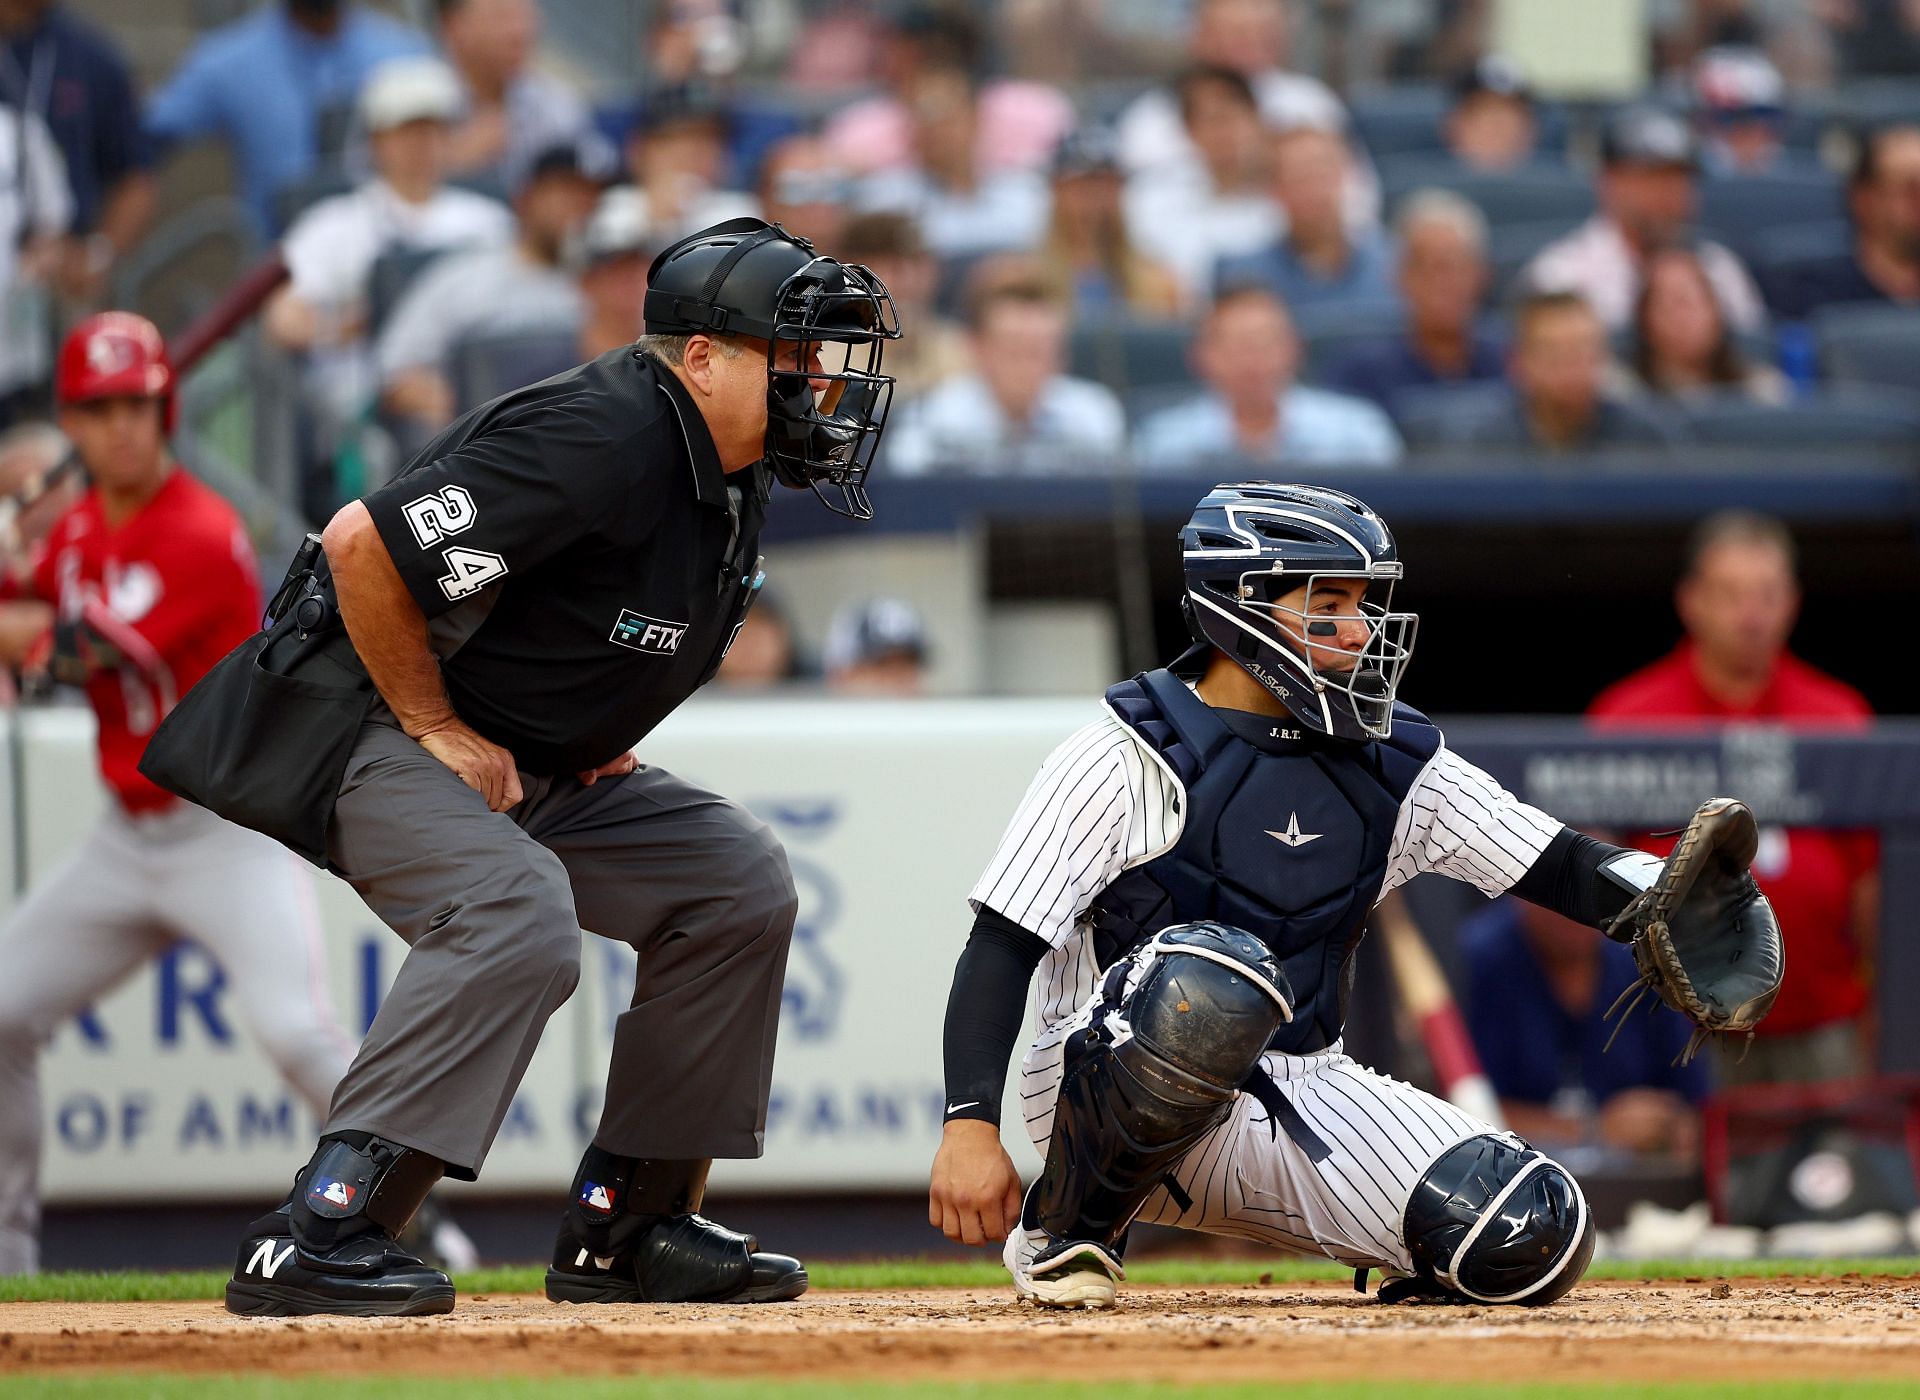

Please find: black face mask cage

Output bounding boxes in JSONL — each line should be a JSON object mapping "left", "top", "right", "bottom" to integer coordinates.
{"left": 764, "top": 259, "right": 901, "bottom": 521}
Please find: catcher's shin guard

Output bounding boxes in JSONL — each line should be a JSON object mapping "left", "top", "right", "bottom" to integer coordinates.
{"left": 1033, "top": 924, "right": 1293, "bottom": 1252}
{"left": 545, "top": 1150, "right": 807, "bottom": 1304}
{"left": 1398, "top": 1133, "right": 1594, "bottom": 1306}
{"left": 225, "top": 1134, "right": 453, "bottom": 1317}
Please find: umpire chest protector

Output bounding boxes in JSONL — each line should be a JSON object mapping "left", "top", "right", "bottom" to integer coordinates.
{"left": 1087, "top": 665, "right": 1440, "bottom": 1054}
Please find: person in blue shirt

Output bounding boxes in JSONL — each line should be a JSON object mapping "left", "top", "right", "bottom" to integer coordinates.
{"left": 1326, "top": 190, "right": 1505, "bottom": 423}
{"left": 146, "top": 0, "right": 429, "bottom": 235}
{"left": 1462, "top": 895, "right": 1707, "bottom": 1162}
{"left": 1212, "top": 125, "right": 1397, "bottom": 316}
{"left": 0, "top": 0, "right": 154, "bottom": 301}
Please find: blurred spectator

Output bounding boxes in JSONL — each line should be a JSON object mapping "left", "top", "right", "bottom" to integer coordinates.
{"left": 0, "top": 0, "right": 154, "bottom": 305}
{"left": 1463, "top": 897, "right": 1707, "bottom": 1161}
{"left": 1040, "top": 127, "right": 1182, "bottom": 319}
{"left": 1444, "top": 55, "right": 1538, "bottom": 173}
{"left": 837, "top": 212, "right": 969, "bottom": 402}
{"left": 1653, "top": 0, "right": 1832, "bottom": 89}
{"left": 715, "top": 591, "right": 806, "bottom": 690}
{"left": 1124, "top": 66, "right": 1281, "bottom": 304}
{"left": 1625, "top": 246, "right": 1789, "bottom": 404}
{"left": 1525, "top": 106, "right": 1764, "bottom": 333}
{"left": 819, "top": 4, "right": 1072, "bottom": 177}
{"left": 146, "top": 0, "right": 430, "bottom": 235}
{"left": 882, "top": 267, "right": 1123, "bottom": 476}
{"left": 1213, "top": 126, "right": 1397, "bottom": 314}
{"left": 576, "top": 185, "right": 651, "bottom": 361}
{"left": 1768, "top": 123, "right": 1920, "bottom": 320}
{"left": 1115, "top": 0, "right": 1349, "bottom": 181}
{"left": 824, "top": 597, "right": 929, "bottom": 696}
{"left": 853, "top": 65, "right": 1050, "bottom": 262}
{"left": 265, "top": 58, "right": 512, "bottom": 412}
{"left": 624, "top": 83, "right": 756, "bottom": 244}
{"left": 1823, "top": 0, "right": 1920, "bottom": 79}
{"left": 756, "top": 134, "right": 851, "bottom": 249}
{"left": 1134, "top": 285, "right": 1400, "bottom": 470}
{"left": 434, "top": 0, "right": 611, "bottom": 196}
{"left": 0, "top": 98, "right": 68, "bottom": 427}
{"left": 1589, "top": 511, "right": 1877, "bottom": 1087}
{"left": 1326, "top": 190, "right": 1505, "bottom": 416}
{"left": 1451, "top": 291, "right": 1673, "bottom": 451}
{"left": 377, "top": 142, "right": 600, "bottom": 436}
{"left": 1692, "top": 45, "right": 1790, "bottom": 175}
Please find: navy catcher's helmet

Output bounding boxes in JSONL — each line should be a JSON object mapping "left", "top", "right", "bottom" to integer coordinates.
{"left": 645, "top": 217, "right": 900, "bottom": 519}
{"left": 1180, "top": 482, "right": 1417, "bottom": 742}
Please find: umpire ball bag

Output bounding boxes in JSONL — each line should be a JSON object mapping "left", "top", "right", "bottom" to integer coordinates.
{"left": 139, "top": 546, "right": 374, "bottom": 869}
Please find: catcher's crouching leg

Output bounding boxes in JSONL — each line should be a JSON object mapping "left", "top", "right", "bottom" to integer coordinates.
{"left": 1013, "top": 923, "right": 1294, "bottom": 1309}
{"left": 1391, "top": 1133, "right": 1595, "bottom": 1306}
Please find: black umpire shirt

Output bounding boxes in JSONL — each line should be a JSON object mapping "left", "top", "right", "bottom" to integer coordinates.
{"left": 358, "top": 346, "right": 767, "bottom": 777}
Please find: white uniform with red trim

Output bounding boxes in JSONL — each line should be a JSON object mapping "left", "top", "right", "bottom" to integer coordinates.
{"left": 0, "top": 468, "right": 357, "bottom": 1274}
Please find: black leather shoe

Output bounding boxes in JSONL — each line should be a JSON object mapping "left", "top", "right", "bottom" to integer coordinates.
{"left": 225, "top": 1207, "right": 456, "bottom": 1317}
{"left": 545, "top": 1210, "right": 807, "bottom": 1304}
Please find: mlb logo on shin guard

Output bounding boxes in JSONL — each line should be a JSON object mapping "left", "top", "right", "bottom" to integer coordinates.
{"left": 581, "top": 1182, "right": 615, "bottom": 1214}
{"left": 610, "top": 610, "right": 687, "bottom": 655}
{"left": 308, "top": 1179, "right": 357, "bottom": 1213}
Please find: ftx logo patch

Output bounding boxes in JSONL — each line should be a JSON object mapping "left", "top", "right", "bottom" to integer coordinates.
{"left": 610, "top": 610, "right": 687, "bottom": 655}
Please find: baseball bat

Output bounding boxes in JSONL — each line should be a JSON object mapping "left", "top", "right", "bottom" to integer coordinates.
{"left": 1374, "top": 891, "right": 1506, "bottom": 1129}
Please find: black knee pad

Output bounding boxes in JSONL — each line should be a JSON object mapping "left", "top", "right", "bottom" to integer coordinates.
{"left": 1035, "top": 923, "right": 1293, "bottom": 1249}
{"left": 1403, "top": 1133, "right": 1595, "bottom": 1306}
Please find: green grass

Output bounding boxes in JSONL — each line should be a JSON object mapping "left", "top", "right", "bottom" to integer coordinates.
{"left": 3, "top": 1380, "right": 1916, "bottom": 1400}
{"left": 2, "top": 1254, "right": 1916, "bottom": 1304}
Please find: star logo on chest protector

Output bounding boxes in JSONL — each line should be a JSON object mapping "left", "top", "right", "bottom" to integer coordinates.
{"left": 1267, "top": 812, "right": 1323, "bottom": 848}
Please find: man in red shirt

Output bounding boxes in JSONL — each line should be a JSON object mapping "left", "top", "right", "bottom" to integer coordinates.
{"left": 0, "top": 313, "right": 364, "bottom": 1275}
{"left": 1589, "top": 510, "right": 1876, "bottom": 1087}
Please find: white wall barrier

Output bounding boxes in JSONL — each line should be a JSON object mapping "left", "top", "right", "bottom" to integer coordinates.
{"left": 10, "top": 698, "right": 1093, "bottom": 1204}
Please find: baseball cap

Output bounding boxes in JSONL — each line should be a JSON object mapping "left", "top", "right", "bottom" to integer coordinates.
{"left": 359, "top": 57, "right": 462, "bottom": 133}
{"left": 1052, "top": 125, "right": 1122, "bottom": 178}
{"left": 823, "top": 597, "right": 928, "bottom": 671}
{"left": 1454, "top": 54, "right": 1532, "bottom": 105}
{"left": 580, "top": 185, "right": 652, "bottom": 264}
{"left": 1601, "top": 105, "right": 1699, "bottom": 169}
{"left": 1693, "top": 46, "right": 1785, "bottom": 121}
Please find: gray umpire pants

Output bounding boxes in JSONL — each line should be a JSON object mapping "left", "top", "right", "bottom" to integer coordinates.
{"left": 322, "top": 714, "right": 796, "bottom": 1177}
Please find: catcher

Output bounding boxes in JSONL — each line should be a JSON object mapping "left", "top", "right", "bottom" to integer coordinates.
{"left": 930, "top": 483, "right": 1784, "bottom": 1308}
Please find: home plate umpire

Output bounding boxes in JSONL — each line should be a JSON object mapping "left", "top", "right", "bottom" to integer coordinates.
{"left": 141, "top": 217, "right": 901, "bottom": 1316}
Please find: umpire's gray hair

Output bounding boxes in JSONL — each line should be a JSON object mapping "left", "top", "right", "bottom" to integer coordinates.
{"left": 1393, "top": 188, "right": 1489, "bottom": 256}
{"left": 635, "top": 333, "right": 746, "bottom": 368}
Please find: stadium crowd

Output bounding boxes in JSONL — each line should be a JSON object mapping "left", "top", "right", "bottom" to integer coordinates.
{"left": 0, "top": 0, "right": 1902, "bottom": 1213}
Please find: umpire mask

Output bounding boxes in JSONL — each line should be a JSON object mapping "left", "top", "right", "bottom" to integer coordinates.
{"left": 645, "top": 218, "right": 901, "bottom": 519}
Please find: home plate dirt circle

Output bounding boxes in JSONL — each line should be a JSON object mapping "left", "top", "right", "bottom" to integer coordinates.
{"left": 6, "top": 1279, "right": 1920, "bottom": 1385}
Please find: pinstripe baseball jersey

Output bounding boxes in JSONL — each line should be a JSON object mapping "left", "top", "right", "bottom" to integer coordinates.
{"left": 968, "top": 685, "right": 1560, "bottom": 1042}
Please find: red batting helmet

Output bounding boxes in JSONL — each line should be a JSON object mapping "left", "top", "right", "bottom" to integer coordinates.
{"left": 55, "top": 312, "right": 177, "bottom": 434}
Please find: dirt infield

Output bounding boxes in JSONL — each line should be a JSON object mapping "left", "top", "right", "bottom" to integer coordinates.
{"left": 5, "top": 1278, "right": 1919, "bottom": 1386}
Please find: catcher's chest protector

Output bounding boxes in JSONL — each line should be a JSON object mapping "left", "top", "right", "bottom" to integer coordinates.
{"left": 1089, "top": 667, "right": 1441, "bottom": 1054}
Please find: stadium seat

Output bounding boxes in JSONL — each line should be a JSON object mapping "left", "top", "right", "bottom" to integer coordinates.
{"left": 367, "top": 248, "right": 452, "bottom": 337}
{"left": 1379, "top": 156, "right": 1595, "bottom": 228}
{"left": 1836, "top": 77, "right": 1920, "bottom": 131}
{"left": 1699, "top": 166, "right": 1847, "bottom": 261}
{"left": 1392, "top": 381, "right": 1513, "bottom": 448}
{"left": 1068, "top": 317, "right": 1195, "bottom": 393}
{"left": 1487, "top": 218, "right": 1585, "bottom": 298}
{"left": 1682, "top": 386, "right": 1920, "bottom": 447}
{"left": 1348, "top": 84, "right": 1451, "bottom": 161}
{"left": 1812, "top": 303, "right": 1920, "bottom": 391}
{"left": 270, "top": 168, "right": 354, "bottom": 236}
{"left": 1293, "top": 302, "right": 1409, "bottom": 385}
{"left": 450, "top": 328, "right": 580, "bottom": 412}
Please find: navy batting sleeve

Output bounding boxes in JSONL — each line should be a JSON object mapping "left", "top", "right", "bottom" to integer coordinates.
{"left": 1510, "top": 826, "right": 1660, "bottom": 937}
{"left": 942, "top": 906, "right": 1049, "bottom": 1126}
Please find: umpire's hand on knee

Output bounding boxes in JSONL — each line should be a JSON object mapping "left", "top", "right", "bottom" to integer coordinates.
{"left": 417, "top": 719, "right": 524, "bottom": 811}
{"left": 930, "top": 1119, "right": 1024, "bottom": 1247}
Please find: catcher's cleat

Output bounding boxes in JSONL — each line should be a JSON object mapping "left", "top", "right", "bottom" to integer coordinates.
{"left": 225, "top": 1205, "right": 455, "bottom": 1317}
{"left": 1004, "top": 1224, "right": 1121, "bottom": 1310}
{"left": 544, "top": 1210, "right": 808, "bottom": 1304}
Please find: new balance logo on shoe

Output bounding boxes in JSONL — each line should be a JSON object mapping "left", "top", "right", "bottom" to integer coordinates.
{"left": 247, "top": 1241, "right": 295, "bottom": 1279}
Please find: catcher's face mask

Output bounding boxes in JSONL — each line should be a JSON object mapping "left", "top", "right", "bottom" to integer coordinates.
{"left": 762, "top": 257, "right": 900, "bottom": 520}
{"left": 1202, "top": 565, "right": 1417, "bottom": 741}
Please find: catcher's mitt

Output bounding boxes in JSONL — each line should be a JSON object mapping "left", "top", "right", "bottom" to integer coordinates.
{"left": 1603, "top": 797, "right": 1785, "bottom": 1063}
